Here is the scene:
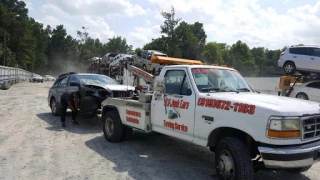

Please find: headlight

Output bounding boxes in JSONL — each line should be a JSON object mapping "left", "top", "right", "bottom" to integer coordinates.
{"left": 267, "top": 116, "right": 301, "bottom": 139}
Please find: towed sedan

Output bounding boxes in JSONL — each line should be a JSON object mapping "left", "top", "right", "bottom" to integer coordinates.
{"left": 48, "top": 72, "right": 135, "bottom": 118}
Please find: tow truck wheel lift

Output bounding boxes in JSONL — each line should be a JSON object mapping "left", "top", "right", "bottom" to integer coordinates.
{"left": 277, "top": 71, "right": 320, "bottom": 97}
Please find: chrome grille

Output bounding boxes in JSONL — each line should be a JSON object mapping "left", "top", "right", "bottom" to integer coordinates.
{"left": 112, "top": 91, "right": 132, "bottom": 98}
{"left": 302, "top": 116, "right": 320, "bottom": 140}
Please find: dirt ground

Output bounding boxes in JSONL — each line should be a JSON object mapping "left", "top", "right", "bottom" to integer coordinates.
{"left": 0, "top": 81, "right": 319, "bottom": 180}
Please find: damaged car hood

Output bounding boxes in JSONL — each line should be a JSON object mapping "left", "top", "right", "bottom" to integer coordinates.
{"left": 84, "top": 82, "right": 135, "bottom": 91}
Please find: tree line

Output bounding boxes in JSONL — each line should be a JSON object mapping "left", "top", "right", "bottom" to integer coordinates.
{"left": 0, "top": 1, "right": 283, "bottom": 76}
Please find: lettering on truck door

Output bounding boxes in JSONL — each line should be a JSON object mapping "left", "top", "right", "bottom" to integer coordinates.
{"left": 151, "top": 68, "right": 195, "bottom": 141}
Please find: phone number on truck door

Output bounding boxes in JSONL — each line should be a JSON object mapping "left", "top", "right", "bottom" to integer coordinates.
{"left": 197, "top": 98, "right": 256, "bottom": 115}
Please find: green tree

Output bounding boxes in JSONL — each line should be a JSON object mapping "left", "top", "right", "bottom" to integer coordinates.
{"left": 202, "top": 42, "right": 223, "bottom": 64}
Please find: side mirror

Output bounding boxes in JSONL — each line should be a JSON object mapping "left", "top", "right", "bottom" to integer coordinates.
{"left": 153, "top": 76, "right": 165, "bottom": 92}
{"left": 70, "top": 82, "right": 79, "bottom": 86}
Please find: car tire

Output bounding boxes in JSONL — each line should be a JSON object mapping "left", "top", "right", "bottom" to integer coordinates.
{"left": 102, "top": 111, "right": 124, "bottom": 143}
{"left": 50, "top": 98, "right": 61, "bottom": 116}
{"left": 283, "top": 61, "right": 296, "bottom": 74}
{"left": 143, "top": 64, "right": 147, "bottom": 72}
{"left": 287, "top": 165, "right": 312, "bottom": 173}
{"left": 80, "top": 96, "right": 98, "bottom": 118}
{"left": 215, "top": 137, "right": 254, "bottom": 180}
{"left": 296, "top": 92, "right": 309, "bottom": 100}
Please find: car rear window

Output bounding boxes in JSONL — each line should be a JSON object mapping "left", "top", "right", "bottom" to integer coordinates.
{"left": 109, "top": 53, "right": 118, "bottom": 57}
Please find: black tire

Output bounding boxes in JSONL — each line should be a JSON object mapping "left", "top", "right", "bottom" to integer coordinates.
{"left": 215, "top": 137, "right": 254, "bottom": 180}
{"left": 50, "top": 98, "right": 61, "bottom": 116}
{"left": 283, "top": 61, "right": 296, "bottom": 74}
{"left": 80, "top": 96, "right": 98, "bottom": 118}
{"left": 143, "top": 64, "right": 147, "bottom": 72}
{"left": 287, "top": 165, "right": 312, "bottom": 173}
{"left": 296, "top": 92, "right": 309, "bottom": 100}
{"left": 102, "top": 111, "right": 124, "bottom": 142}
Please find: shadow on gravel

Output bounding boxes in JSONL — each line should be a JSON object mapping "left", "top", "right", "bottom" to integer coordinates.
{"left": 36, "top": 112, "right": 102, "bottom": 134}
{"left": 85, "top": 132, "right": 216, "bottom": 180}
{"left": 85, "top": 132, "right": 311, "bottom": 180}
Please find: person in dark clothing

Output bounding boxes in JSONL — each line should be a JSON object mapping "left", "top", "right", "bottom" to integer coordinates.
{"left": 60, "top": 91, "right": 80, "bottom": 127}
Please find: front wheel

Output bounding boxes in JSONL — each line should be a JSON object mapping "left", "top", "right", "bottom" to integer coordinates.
{"left": 283, "top": 61, "right": 296, "bottom": 74}
{"left": 50, "top": 98, "right": 61, "bottom": 116}
{"left": 215, "top": 137, "right": 254, "bottom": 180}
{"left": 102, "top": 111, "right": 124, "bottom": 142}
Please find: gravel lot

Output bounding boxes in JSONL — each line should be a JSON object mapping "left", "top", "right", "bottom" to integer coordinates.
{"left": 0, "top": 81, "right": 319, "bottom": 180}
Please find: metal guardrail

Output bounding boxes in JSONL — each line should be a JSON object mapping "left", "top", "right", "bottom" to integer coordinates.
{"left": 0, "top": 65, "right": 33, "bottom": 89}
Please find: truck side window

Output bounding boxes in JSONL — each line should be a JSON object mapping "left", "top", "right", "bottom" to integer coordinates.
{"left": 164, "top": 70, "right": 191, "bottom": 96}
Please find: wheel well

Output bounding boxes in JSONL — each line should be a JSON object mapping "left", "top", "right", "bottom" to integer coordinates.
{"left": 296, "top": 92, "right": 308, "bottom": 97}
{"left": 207, "top": 127, "right": 259, "bottom": 158}
{"left": 283, "top": 60, "right": 295, "bottom": 66}
{"left": 102, "top": 105, "right": 119, "bottom": 117}
{"left": 50, "top": 96, "right": 55, "bottom": 105}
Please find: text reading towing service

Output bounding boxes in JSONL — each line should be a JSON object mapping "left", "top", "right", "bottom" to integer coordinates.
{"left": 100, "top": 56, "right": 320, "bottom": 180}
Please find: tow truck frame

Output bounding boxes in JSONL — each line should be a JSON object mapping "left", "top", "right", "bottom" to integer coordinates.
{"left": 277, "top": 71, "right": 320, "bottom": 97}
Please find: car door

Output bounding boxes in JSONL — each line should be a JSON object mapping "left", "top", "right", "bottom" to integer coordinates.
{"left": 151, "top": 68, "right": 195, "bottom": 141}
{"left": 310, "top": 48, "right": 320, "bottom": 71}
{"left": 291, "top": 47, "right": 313, "bottom": 70}
{"left": 306, "top": 82, "right": 320, "bottom": 102}
{"left": 67, "top": 75, "right": 80, "bottom": 93}
{"left": 56, "top": 76, "right": 69, "bottom": 103}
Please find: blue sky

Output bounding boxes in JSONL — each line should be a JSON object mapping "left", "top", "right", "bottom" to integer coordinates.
{"left": 25, "top": 0, "right": 320, "bottom": 50}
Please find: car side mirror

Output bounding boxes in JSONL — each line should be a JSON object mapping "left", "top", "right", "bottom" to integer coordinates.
{"left": 70, "top": 82, "right": 79, "bottom": 86}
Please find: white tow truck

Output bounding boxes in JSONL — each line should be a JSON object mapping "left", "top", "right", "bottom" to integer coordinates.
{"left": 100, "top": 61, "right": 320, "bottom": 180}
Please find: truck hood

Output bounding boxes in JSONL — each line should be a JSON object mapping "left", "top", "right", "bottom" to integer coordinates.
{"left": 201, "top": 92, "right": 320, "bottom": 116}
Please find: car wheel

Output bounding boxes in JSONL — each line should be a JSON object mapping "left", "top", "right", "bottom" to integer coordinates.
{"left": 283, "top": 61, "right": 296, "bottom": 74}
{"left": 51, "top": 98, "right": 61, "bottom": 116}
{"left": 215, "top": 137, "right": 254, "bottom": 180}
{"left": 143, "top": 64, "right": 147, "bottom": 72}
{"left": 296, "top": 92, "right": 309, "bottom": 100}
{"left": 102, "top": 111, "right": 124, "bottom": 142}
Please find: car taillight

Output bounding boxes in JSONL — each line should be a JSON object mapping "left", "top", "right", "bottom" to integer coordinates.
{"left": 280, "top": 52, "right": 285, "bottom": 56}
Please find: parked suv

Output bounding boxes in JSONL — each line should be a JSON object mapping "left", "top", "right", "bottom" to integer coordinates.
{"left": 278, "top": 45, "right": 320, "bottom": 75}
{"left": 48, "top": 72, "right": 135, "bottom": 118}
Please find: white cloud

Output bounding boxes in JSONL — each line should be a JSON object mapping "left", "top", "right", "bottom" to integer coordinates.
{"left": 25, "top": 1, "right": 33, "bottom": 10}
{"left": 53, "top": 0, "right": 147, "bottom": 18}
{"left": 144, "top": 0, "right": 320, "bottom": 49}
{"left": 128, "top": 25, "right": 161, "bottom": 47}
{"left": 28, "top": 0, "right": 320, "bottom": 50}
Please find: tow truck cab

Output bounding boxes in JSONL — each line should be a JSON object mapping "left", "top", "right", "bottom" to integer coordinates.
{"left": 101, "top": 65, "right": 320, "bottom": 179}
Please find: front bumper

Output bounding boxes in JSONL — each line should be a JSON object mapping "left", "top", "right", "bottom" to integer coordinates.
{"left": 258, "top": 140, "right": 320, "bottom": 169}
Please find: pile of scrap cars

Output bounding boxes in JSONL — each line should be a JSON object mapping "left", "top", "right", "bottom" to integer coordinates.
{"left": 48, "top": 48, "right": 320, "bottom": 180}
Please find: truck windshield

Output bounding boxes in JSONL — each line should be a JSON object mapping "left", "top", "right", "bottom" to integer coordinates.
{"left": 78, "top": 74, "right": 119, "bottom": 86}
{"left": 191, "top": 68, "right": 252, "bottom": 93}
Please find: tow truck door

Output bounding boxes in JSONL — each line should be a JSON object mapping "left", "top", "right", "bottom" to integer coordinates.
{"left": 151, "top": 68, "right": 195, "bottom": 141}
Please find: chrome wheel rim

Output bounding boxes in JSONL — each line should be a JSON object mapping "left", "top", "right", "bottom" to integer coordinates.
{"left": 217, "top": 150, "right": 235, "bottom": 180}
{"left": 105, "top": 118, "right": 114, "bottom": 136}
{"left": 284, "top": 64, "right": 293, "bottom": 73}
